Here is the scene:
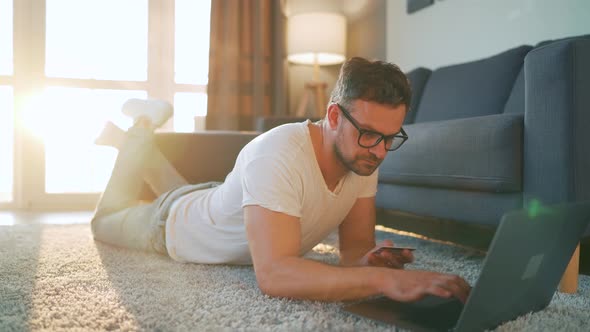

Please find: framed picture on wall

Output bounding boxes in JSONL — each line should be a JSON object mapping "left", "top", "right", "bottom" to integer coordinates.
{"left": 407, "top": 0, "right": 435, "bottom": 14}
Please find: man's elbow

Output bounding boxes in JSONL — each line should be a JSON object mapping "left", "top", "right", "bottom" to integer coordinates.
{"left": 255, "top": 268, "right": 284, "bottom": 298}
{"left": 255, "top": 266, "right": 290, "bottom": 297}
{"left": 257, "top": 281, "right": 281, "bottom": 298}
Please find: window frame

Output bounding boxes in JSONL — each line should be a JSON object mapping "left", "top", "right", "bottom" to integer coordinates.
{"left": 1, "top": 0, "right": 207, "bottom": 210}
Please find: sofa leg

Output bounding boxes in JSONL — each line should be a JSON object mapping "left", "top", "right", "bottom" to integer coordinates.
{"left": 559, "top": 243, "right": 580, "bottom": 293}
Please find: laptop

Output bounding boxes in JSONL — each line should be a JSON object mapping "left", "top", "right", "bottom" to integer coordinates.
{"left": 343, "top": 200, "right": 590, "bottom": 332}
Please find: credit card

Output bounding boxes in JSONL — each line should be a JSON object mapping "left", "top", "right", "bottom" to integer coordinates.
{"left": 373, "top": 246, "right": 416, "bottom": 254}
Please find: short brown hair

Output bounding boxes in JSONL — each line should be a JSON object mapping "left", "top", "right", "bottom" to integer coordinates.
{"left": 329, "top": 57, "right": 412, "bottom": 112}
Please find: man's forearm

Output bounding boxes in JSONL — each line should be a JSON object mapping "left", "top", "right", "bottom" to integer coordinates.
{"left": 256, "top": 256, "right": 389, "bottom": 301}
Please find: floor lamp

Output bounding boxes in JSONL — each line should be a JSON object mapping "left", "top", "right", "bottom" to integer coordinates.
{"left": 287, "top": 12, "right": 346, "bottom": 118}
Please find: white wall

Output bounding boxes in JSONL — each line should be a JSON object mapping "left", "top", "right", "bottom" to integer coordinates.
{"left": 386, "top": 0, "right": 590, "bottom": 71}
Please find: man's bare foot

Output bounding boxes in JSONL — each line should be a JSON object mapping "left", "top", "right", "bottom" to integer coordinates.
{"left": 94, "top": 121, "right": 125, "bottom": 148}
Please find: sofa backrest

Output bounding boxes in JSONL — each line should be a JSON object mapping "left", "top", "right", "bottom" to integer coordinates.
{"left": 403, "top": 67, "right": 431, "bottom": 124}
{"left": 411, "top": 45, "right": 532, "bottom": 123}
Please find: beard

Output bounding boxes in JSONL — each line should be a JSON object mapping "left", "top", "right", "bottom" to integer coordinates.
{"left": 333, "top": 141, "right": 383, "bottom": 176}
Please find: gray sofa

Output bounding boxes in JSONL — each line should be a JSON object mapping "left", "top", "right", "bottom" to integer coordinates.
{"left": 377, "top": 34, "right": 590, "bottom": 245}
{"left": 150, "top": 34, "right": 590, "bottom": 249}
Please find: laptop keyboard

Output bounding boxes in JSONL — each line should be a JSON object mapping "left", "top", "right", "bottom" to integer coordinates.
{"left": 398, "top": 296, "right": 464, "bottom": 329}
{"left": 344, "top": 295, "right": 464, "bottom": 330}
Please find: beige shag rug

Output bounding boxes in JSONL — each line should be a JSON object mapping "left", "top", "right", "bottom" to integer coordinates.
{"left": 1, "top": 224, "right": 589, "bottom": 331}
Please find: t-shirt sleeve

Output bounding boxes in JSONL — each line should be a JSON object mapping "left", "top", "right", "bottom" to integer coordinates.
{"left": 358, "top": 168, "right": 379, "bottom": 198}
{"left": 241, "top": 156, "right": 303, "bottom": 218}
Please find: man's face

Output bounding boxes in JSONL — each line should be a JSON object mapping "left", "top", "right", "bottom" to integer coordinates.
{"left": 333, "top": 100, "right": 406, "bottom": 176}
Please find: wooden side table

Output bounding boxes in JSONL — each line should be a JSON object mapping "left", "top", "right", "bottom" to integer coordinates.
{"left": 559, "top": 243, "right": 580, "bottom": 293}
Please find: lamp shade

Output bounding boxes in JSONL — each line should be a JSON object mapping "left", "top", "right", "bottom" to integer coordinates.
{"left": 287, "top": 12, "right": 346, "bottom": 66}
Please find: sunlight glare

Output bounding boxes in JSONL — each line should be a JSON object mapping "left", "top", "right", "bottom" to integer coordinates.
{"left": 0, "top": 213, "right": 16, "bottom": 226}
{"left": 0, "top": 86, "right": 14, "bottom": 201}
{"left": 21, "top": 87, "right": 146, "bottom": 193}
{"left": 175, "top": 0, "right": 211, "bottom": 85}
{"left": 7, "top": 0, "right": 212, "bottom": 197}
{"left": 174, "top": 93, "right": 208, "bottom": 132}
{"left": 45, "top": 0, "right": 148, "bottom": 80}
{"left": 0, "top": 0, "right": 12, "bottom": 75}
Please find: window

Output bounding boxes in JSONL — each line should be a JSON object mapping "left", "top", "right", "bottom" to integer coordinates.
{"left": 0, "top": 87, "right": 13, "bottom": 202}
{"left": 0, "top": 0, "right": 12, "bottom": 75}
{"left": 174, "top": 92, "right": 208, "bottom": 133}
{"left": 45, "top": 0, "right": 148, "bottom": 81}
{"left": 0, "top": 0, "right": 13, "bottom": 203}
{"left": 174, "top": 0, "right": 211, "bottom": 132}
{"left": 25, "top": 87, "right": 145, "bottom": 193}
{"left": 4, "top": 0, "right": 211, "bottom": 208}
{"left": 175, "top": 0, "right": 211, "bottom": 85}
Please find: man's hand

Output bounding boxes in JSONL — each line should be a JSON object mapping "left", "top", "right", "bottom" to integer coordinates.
{"left": 379, "top": 269, "right": 472, "bottom": 303}
{"left": 360, "top": 240, "right": 414, "bottom": 269}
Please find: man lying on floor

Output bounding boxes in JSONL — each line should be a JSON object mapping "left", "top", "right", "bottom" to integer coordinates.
{"left": 91, "top": 57, "right": 471, "bottom": 303}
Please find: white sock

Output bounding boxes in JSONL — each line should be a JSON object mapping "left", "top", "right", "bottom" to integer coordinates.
{"left": 122, "top": 98, "right": 173, "bottom": 128}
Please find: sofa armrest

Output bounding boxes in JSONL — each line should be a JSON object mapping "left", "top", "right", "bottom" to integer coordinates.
{"left": 524, "top": 37, "right": 590, "bottom": 206}
{"left": 256, "top": 116, "right": 321, "bottom": 132}
{"left": 139, "top": 131, "right": 259, "bottom": 199}
{"left": 154, "top": 131, "right": 259, "bottom": 183}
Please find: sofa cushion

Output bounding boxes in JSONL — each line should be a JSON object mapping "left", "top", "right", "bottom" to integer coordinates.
{"left": 414, "top": 45, "right": 532, "bottom": 123}
{"left": 404, "top": 67, "right": 431, "bottom": 124}
{"left": 379, "top": 114, "right": 523, "bottom": 193}
{"left": 375, "top": 184, "right": 523, "bottom": 227}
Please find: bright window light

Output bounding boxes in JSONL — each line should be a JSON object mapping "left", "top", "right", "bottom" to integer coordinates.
{"left": 8, "top": 1, "right": 211, "bottom": 200}
{"left": 175, "top": 0, "right": 211, "bottom": 85}
{"left": 22, "top": 87, "right": 146, "bottom": 193}
{"left": 0, "top": 0, "right": 13, "bottom": 75}
{"left": 45, "top": 0, "right": 148, "bottom": 80}
{"left": 174, "top": 92, "right": 208, "bottom": 132}
{"left": 0, "top": 86, "right": 13, "bottom": 202}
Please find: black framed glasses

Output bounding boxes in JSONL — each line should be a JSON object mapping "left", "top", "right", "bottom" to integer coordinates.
{"left": 336, "top": 103, "right": 408, "bottom": 151}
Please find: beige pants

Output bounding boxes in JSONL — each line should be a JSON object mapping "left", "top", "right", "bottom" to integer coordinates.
{"left": 90, "top": 125, "right": 220, "bottom": 254}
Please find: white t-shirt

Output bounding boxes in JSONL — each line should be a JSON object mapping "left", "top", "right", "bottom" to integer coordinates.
{"left": 165, "top": 120, "right": 378, "bottom": 265}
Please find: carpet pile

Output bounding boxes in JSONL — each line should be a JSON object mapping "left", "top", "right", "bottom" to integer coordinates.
{"left": 1, "top": 224, "right": 589, "bottom": 331}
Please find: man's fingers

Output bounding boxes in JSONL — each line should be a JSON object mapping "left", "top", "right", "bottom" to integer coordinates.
{"left": 371, "top": 254, "right": 388, "bottom": 266}
{"left": 369, "top": 252, "right": 405, "bottom": 268}
{"left": 369, "top": 244, "right": 416, "bottom": 269}
{"left": 454, "top": 277, "right": 472, "bottom": 303}
{"left": 445, "top": 275, "right": 471, "bottom": 302}
{"left": 436, "top": 275, "right": 471, "bottom": 303}
{"left": 402, "top": 250, "right": 414, "bottom": 262}
{"left": 367, "top": 253, "right": 380, "bottom": 265}
{"left": 379, "top": 250, "right": 413, "bottom": 264}
{"left": 426, "top": 285, "right": 452, "bottom": 299}
{"left": 380, "top": 270, "right": 472, "bottom": 304}
{"left": 386, "top": 260, "right": 404, "bottom": 269}
{"left": 379, "top": 239, "right": 394, "bottom": 247}
{"left": 368, "top": 253, "right": 393, "bottom": 267}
